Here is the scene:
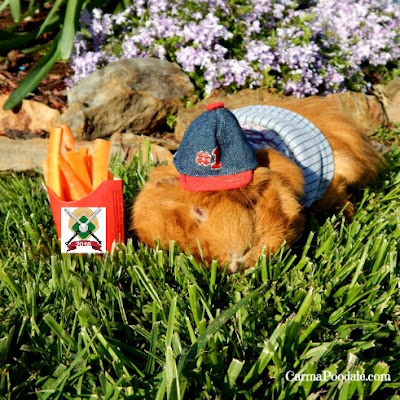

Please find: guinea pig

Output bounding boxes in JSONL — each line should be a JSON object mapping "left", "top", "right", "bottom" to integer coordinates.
{"left": 132, "top": 97, "right": 384, "bottom": 272}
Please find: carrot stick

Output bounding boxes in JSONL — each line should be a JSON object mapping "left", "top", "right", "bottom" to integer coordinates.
{"left": 60, "top": 169, "right": 71, "bottom": 201}
{"left": 65, "top": 150, "right": 92, "bottom": 191}
{"left": 62, "top": 125, "right": 75, "bottom": 151}
{"left": 47, "top": 127, "right": 64, "bottom": 200}
{"left": 87, "top": 148, "right": 93, "bottom": 184}
{"left": 79, "top": 147, "right": 92, "bottom": 183}
{"left": 92, "top": 139, "right": 110, "bottom": 190}
{"left": 78, "top": 147, "right": 87, "bottom": 157}
{"left": 108, "top": 171, "right": 113, "bottom": 180}
{"left": 58, "top": 153, "right": 90, "bottom": 201}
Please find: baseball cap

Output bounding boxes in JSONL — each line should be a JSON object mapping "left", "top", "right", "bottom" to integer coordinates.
{"left": 173, "top": 102, "right": 258, "bottom": 191}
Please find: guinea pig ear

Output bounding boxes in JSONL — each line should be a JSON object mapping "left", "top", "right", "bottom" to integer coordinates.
{"left": 148, "top": 165, "right": 180, "bottom": 187}
{"left": 192, "top": 206, "right": 207, "bottom": 223}
{"left": 154, "top": 175, "right": 179, "bottom": 187}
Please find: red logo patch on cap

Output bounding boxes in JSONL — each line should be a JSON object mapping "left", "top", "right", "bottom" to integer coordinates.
{"left": 195, "top": 147, "right": 223, "bottom": 169}
{"left": 211, "top": 147, "right": 222, "bottom": 170}
{"left": 206, "top": 102, "right": 225, "bottom": 111}
{"left": 196, "top": 151, "right": 212, "bottom": 166}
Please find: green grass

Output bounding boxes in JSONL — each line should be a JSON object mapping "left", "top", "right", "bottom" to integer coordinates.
{"left": 0, "top": 140, "right": 400, "bottom": 399}
{"left": 373, "top": 124, "right": 400, "bottom": 147}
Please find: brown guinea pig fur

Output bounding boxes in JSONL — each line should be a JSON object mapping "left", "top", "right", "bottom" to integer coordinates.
{"left": 132, "top": 97, "right": 384, "bottom": 272}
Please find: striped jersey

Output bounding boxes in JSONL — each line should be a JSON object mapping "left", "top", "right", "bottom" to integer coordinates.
{"left": 232, "top": 105, "right": 335, "bottom": 207}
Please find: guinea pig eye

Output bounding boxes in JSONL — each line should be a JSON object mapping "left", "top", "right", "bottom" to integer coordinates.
{"left": 192, "top": 206, "right": 207, "bottom": 223}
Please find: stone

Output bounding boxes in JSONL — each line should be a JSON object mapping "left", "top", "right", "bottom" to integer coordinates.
{"left": 0, "top": 134, "right": 172, "bottom": 172}
{"left": 0, "top": 94, "right": 60, "bottom": 137}
{"left": 174, "top": 89, "right": 388, "bottom": 141}
{"left": 373, "top": 78, "right": 400, "bottom": 124}
{"left": 0, "top": 136, "right": 48, "bottom": 171}
{"left": 59, "top": 58, "right": 195, "bottom": 140}
{"left": 330, "top": 91, "right": 388, "bottom": 135}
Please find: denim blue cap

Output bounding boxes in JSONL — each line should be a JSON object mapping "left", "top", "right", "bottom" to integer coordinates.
{"left": 173, "top": 102, "right": 258, "bottom": 191}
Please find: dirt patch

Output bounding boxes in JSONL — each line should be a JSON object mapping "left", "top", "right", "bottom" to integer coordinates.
{"left": 0, "top": 4, "right": 70, "bottom": 111}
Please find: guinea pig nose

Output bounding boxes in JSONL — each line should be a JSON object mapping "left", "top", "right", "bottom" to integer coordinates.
{"left": 227, "top": 252, "right": 243, "bottom": 273}
{"left": 227, "top": 259, "right": 240, "bottom": 273}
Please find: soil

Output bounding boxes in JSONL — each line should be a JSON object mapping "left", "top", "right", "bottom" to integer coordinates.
{"left": 0, "top": 5, "right": 70, "bottom": 112}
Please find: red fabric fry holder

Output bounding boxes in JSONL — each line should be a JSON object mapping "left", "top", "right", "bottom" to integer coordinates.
{"left": 47, "top": 178, "right": 125, "bottom": 253}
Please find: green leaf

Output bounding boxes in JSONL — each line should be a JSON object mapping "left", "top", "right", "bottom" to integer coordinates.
{"left": 58, "top": 0, "right": 82, "bottom": 59}
{"left": 0, "top": 30, "right": 38, "bottom": 54}
{"left": 0, "top": 14, "right": 60, "bottom": 54}
{"left": 0, "top": 0, "right": 11, "bottom": 14}
{"left": 9, "top": 0, "right": 21, "bottom": 22}
{"left": 3, "top": 43, "right": 61, "bottom": 110}
{"left": 37, "top": 0, "right": 66, "bottom": 37}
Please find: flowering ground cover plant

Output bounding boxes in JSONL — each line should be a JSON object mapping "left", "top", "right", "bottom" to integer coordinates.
{"left": 69, "top": 0, "right": 400, "bottom": 97}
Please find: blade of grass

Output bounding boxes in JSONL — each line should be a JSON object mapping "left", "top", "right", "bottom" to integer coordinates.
{"left": 166, "top": 297, "right": 177, "bottom": 348}
{"left": 178, "top": 283, "right": 267, "bottom": 376}
{"left": 226, "top": 359, "right": 245, "bottom": 388}
{"left": 166, "top": 346, "right": 181, "bottom": 400}
{"left": 38, "top": 346, "right": 90, "bottom": 400}
{"left": 43, "top": 314, "right": 78, "bottom": 353}
{"left": 0, "top": 326, "right": 15, "bottom": 363}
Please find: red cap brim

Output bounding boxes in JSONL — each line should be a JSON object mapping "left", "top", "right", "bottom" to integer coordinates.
{"left": 179, "top": 170, "right": 253, "bottom": 191}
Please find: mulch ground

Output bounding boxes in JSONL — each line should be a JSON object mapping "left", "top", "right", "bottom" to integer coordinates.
{"left": 0, "top": 6, "right": 70, "bottom": 112}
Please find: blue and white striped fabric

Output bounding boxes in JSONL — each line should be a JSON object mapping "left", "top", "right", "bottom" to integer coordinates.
{"left": 232, "top": 105, "right": 335, "bottom": 207}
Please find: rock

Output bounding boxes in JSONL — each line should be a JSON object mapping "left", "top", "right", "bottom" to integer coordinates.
{"left": 0, "top": 136, "right": 48, "bottom": 171}
{"left": 373, "top": 78, "right": 400, "bottom": 124}
{"left": 0, "top": 133, "right": 172, "bottom": 172}
{"left": 330, "top": 91, "right": 388, "bottom": 135}
{"left": 174, "top": 89, "right": 387, "bottom": 141}
{"left": 0, "top": 94, "right": 60, "bottom": 137}
{"left": 59, "top": 58, "right": 195, "bottom": 140}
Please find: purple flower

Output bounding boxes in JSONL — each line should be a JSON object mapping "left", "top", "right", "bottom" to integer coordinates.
{"left": 245, "top": 41, "right": 276, "bottom": 68}
{"left": 122, "top": 36, "right": 140, "bottom": 58}
{"left": 68, "top": 51, "right": 108, "bottom": 87}
{"left": 80, "top": 9, "right": 91, "bottom": 27}
{"left": 72, "top": 33, "right": 88, "bottom": 56}
{"left": 69, "top": 0, "right": 400, "bottom": 97}
{"left": 153, "top": 44, "right": 167, "bottom": 59}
